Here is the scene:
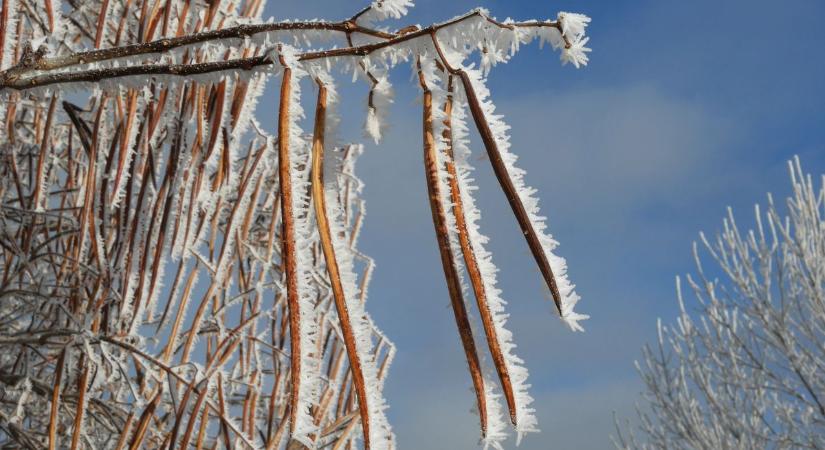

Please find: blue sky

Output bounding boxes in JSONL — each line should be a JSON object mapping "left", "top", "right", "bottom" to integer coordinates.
{"left": 263, "top": 0, "right": 825, "bottom": 448}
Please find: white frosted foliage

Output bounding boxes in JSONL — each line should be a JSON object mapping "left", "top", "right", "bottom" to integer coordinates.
{"left": 358, "top": 0, "right": 415, "bottom": 24}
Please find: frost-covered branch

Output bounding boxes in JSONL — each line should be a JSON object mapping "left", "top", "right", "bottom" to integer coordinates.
{"left": 0, "top": 21, "right": 394, "bottom": 77}
{"left": 0, "top": 9, "right": 571, "bottom": 93}
{"left": 617, "top": 158, "right": 825, "bottom": 449}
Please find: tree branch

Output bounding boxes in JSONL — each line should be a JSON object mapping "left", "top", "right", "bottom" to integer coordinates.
{"left": 0, "top": 11, "right": 562, "bottom": 93}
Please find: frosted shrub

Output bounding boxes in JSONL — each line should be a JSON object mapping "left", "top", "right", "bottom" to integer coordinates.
{"left": 616, "top": 158, "right": 825, "bottom": 450}
{"left": 0, "top": 1, "right": 591, "bottom": 448}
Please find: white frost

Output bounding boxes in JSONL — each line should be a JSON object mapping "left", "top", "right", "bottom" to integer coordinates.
{"left": 558, "top": 12, "right": 591, "bottom": 39}
{"left": 560, "top": 35, "right": 591, "bottom": 69}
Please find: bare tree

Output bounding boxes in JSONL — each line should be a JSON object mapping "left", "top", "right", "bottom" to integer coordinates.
{"left": 0, "top": 1, "right": 591, "bottom": 448}
{"left": 615, "top": 158, "right": 825, "bottom": 450}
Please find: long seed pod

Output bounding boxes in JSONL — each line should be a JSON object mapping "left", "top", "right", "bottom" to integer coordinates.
{"left": 0, "top": 0, "right": 15, "bottom": 70}
{"left": 278, "top": 51, "right": 323, "bottom": 446}
{"left": 439, "top": 70, "right": 539, "bottom": 442}
{"left": 441, "top": 79, "right": 517, "bottom": 423}
{"left": 309, "top": 81, "right": 373, "bottom": 449}
{"left": 418, "top": 61, "right": 488, "bottom": 437}
{"left": 31, "top": 95, "right": 57, "bottom": 212}
{"left": 455, "top": 67, "right": 587, "bottom": 331}
{"left": 457, "top": 69, "right": 560, "bottom": 311}
{"left": 277, "top": 63, "right": 303, "bottom": 437}
{"left": 128, "top": 388, "right": 164, "bottom": 450}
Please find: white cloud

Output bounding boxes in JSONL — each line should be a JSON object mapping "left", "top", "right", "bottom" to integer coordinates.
{"left": 498, "top": 84, "right": 742, "bottom": 224}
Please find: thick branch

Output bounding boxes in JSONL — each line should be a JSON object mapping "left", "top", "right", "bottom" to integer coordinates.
{"left": 0, "top": 11, "right": 562, "bottom": 93}
{"left": 2, "top": 21, "right": 393, "bottom": 76}
{"left": 1, "top": 56, "right": 270, "bottom": 91}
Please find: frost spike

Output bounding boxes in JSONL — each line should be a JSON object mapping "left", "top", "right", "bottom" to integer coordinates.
{"left": 310, "top": 81, "right": 373, "bottom": 449}
{"left": 457, "top": 69, "right": 566, "bottom": 317}
{"left": 441, "top": 80, "right": 517, "bottom": 425}
{"left": 419, "top": 62, "right": 488, "bottom": 438}
{"left": 277, "top": 62, "right": 304, "bottom": 441}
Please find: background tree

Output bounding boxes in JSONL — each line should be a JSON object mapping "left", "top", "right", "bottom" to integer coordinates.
{"left": 615, "top": 158, "right": 825, "bottom": 449}
{"left": 0, "top": 0, "right": 591, "bottom": 448}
